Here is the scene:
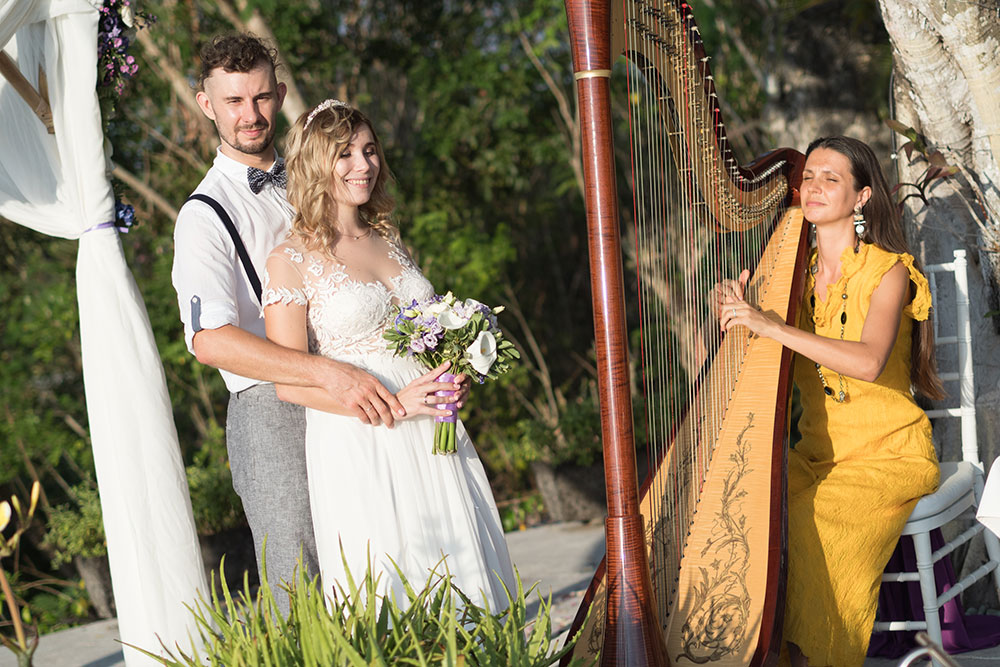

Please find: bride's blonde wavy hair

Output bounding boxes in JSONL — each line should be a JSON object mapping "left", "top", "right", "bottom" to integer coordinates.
{"left": 284, "top": 102, "right": 397, "bottom": 253}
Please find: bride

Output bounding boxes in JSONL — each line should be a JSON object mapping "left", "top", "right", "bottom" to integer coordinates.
{"left": 262, "top": 99, "right": 515, "bottom": 609}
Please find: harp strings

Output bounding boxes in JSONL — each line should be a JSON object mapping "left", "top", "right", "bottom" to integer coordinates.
{"left": 623, "top": 0, "right": 783, "bottom": 626}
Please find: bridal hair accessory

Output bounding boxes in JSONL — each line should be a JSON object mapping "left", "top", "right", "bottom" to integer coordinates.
{"left": 854, "top": 205, "right": 866, "bottom": 237}
{"left": 304, "top": 99, "right": 351, "bottom": 130}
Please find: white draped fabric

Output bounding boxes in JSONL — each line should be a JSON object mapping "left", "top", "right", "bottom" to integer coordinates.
{"left": 0, "top": 1, "right": 206, "bottom": 664}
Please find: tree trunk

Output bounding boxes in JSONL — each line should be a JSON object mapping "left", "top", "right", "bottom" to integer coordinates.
{"left": 879, "top": 0, "right": 1000, "bottom": 610}
{"left": 74, "top": 555, "right": 115, "bottom": 619}
{"left": 215, "top": 0, "right": 310, "bottom": 125}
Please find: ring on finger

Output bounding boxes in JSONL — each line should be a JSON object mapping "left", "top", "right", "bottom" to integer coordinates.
{"left": 732, "top": 307, "right": 736, "bottom": 317}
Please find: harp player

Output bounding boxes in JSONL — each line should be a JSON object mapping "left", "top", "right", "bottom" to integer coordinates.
{"left": 718, "top": 136, "right": 943, "bottom": 667}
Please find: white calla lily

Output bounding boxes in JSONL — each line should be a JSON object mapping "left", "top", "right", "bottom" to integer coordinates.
{"left": 0, "top": 501, "right": 10, "bottom": 532}
{"left": 464, "top": 331, "right": 498, "bottom": 375}
{"left": 425, "top": 301, "right": 451, "bottom": 316}
{"left": 438, "top": 308, "right": 471, "bottom": 330}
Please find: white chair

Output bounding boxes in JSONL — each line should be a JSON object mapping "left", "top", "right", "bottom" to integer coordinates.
{"left": 874, "top": 249, "right": 1000, "bottom": 647}
{"left": 897, "top": 632, "right": 961, "bottom": 667}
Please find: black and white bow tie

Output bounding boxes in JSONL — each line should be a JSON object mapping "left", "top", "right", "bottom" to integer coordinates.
{"left": 247, "top": 163, "right": 287, "bottom": 194}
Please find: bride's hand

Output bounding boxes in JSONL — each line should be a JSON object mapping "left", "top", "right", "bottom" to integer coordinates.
{"left": 395, "top": 361, "right": 464, "bottom": 421}
{"left": 452, "top": 372, "right": 471, "bottom": 407}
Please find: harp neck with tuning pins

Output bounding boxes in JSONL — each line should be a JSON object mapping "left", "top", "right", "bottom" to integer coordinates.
{"left": 562, "top": 1, "right": 807, "bottom": 665}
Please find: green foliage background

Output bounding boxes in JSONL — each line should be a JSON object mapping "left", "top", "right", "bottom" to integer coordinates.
{"left": 0, "top": 0, "right": 890, "bottom": 630}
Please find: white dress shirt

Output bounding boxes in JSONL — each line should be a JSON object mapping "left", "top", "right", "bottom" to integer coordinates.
{"left": 172, "top": 149, "right": 294, "bottom": 393}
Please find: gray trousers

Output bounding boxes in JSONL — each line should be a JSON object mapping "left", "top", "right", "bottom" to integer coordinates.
{"left": 226, "top": 383, "right": 319, "bottom": 613}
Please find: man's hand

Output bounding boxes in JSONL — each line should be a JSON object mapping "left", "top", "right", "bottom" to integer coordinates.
{"left": 320, "top": 361, "right": 406, "bottom": 427}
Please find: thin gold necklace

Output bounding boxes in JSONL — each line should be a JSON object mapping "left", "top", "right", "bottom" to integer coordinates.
{"left": 341, "top": 227, "right": 373, "bottom": 241}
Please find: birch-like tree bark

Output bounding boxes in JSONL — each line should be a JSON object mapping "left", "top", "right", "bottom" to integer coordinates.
{"left": 215, "top": 0, "right": 309, "bottom": 124}
{"left": 879, "top": 0, "right": 1000, "bottom": 609}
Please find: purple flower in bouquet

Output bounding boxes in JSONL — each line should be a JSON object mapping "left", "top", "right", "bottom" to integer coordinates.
{"left": 422, "top": 332, "right": 441, "bottom": 350}
{"left": 422, "top": 316, "right": 444, "bottom": 335}
{"left": 395, "top": 301, "right": 417, "bottom": 328}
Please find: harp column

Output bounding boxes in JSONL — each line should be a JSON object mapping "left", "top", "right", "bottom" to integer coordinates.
{"left": 565, "top": 1, "right": 667, "bottom": 665}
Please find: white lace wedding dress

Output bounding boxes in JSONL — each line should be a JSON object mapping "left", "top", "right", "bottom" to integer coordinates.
{"left": 262, "top": 239, "right": 515, "bottom": 610}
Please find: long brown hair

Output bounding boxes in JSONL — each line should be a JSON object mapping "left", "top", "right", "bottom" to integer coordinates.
{"left": 284, "top": 101, "right": 397, "bottom": 254}
{"left": 805, "top": 136, "right": 944, "bottom": 399}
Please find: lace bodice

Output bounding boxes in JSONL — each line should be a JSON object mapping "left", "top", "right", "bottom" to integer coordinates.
{"left": 262, "top": 240, "right": 434, "bottom": 360}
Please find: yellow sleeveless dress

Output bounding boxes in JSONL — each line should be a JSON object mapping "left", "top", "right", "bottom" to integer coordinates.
{"left": 781, "top": 244, "right": 940, "bottom": 667}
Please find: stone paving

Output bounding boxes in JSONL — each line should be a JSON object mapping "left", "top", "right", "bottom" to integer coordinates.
{"left": 3, "top": 521, "right": 998, "bottom": 666}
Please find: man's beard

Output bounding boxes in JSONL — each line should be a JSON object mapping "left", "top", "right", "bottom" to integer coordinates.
{"left": 220, "top": 121, "right": 275, "bottom": 156}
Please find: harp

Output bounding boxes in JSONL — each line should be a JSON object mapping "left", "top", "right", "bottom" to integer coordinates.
{"left": 562, "top": 1, "right": 807, "bottom": 665}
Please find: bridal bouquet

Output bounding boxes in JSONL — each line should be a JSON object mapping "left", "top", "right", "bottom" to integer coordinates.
{"left": 384, "top": 292, "right": 519, "bottom": 454}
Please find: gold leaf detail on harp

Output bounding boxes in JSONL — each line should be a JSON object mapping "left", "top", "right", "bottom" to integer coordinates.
{"left": 574, "top": 69, "right": 612, "bottom": 80}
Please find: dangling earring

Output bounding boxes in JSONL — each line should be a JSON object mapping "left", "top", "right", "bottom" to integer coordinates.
{"left": 854, "top": 205, "right": 866, "bottom": 238}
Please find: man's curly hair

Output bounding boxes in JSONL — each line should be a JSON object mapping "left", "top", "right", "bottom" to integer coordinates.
{"left": 197, "top": 33, "right": 279, "bottom": 90}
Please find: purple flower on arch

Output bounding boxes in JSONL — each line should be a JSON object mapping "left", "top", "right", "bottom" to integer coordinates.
{"left": 96, "top": 0, "right": 155, "bottom": 115}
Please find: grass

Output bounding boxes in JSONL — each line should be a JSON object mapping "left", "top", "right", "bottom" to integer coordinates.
{"left": 141, "top": 551, "right": 591, "bottom": 666}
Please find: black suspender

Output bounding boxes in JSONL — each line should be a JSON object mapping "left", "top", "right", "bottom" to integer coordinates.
{"left": 184, "top": 194, "right": 263, "bottom": 304}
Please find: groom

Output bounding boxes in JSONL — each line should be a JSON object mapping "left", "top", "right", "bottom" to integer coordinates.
{"left": 171, "top": 33, "right": 409, "bottom": 611}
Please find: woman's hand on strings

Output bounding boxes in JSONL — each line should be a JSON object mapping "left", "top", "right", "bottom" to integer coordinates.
{"left": 718, "top": 269, "right": 776, "bottom": 337}
{"left": 395, "top": 361, "right": 465, "bottom": 422}
{"left": 711, "top": 270, "right": 748, "bottom": 321}
{"left": 715, "top": 261, "right": 911, "bottom": 383}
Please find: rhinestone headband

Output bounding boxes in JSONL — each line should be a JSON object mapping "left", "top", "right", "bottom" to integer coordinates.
{"left": 304, "top": 98, "right": 351, "bottom": 130}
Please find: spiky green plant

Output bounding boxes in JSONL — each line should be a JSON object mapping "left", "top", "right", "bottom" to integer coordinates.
{"left": 140, "top": 551, "right": 590, "bottom": 666}
{"left": 0, "top": 481, "right": 41, "bottom": 667}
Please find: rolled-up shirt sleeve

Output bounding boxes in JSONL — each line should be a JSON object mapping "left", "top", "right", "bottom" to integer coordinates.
{"left": 172, "top": 200, "right": 240, "bottom": 354}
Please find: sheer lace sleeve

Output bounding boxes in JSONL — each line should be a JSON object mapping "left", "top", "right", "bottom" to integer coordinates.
{"left": 262, "top": 245, "right": 308, "bottom": 310}
{"left": 261, "top": 236, "right": 435, "bottom": 360}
